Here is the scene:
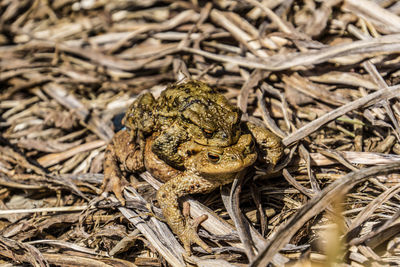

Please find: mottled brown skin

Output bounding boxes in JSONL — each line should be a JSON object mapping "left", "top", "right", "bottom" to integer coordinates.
{"left": 101, "top": 80, "right": 284, "bottom": 253}
{"left": 155, "top": 133, "right": 257, "bottom": 253}
{"left": 124, "top": 80, "right": 242, "bottom": 169}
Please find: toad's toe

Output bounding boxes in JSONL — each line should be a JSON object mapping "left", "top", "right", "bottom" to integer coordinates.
{"left": 180, "top": 202, "right": 212, "bottom": 255}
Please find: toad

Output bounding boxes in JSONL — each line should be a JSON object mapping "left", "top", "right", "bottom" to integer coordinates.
{"left": 148, "top": 132, "right": 258, "bottom": 253}
{"left": 123, "top": 80, "right": 242, "bottom": 169}
{"left": 101, "top": 80, "right": 283, "bottom": 253}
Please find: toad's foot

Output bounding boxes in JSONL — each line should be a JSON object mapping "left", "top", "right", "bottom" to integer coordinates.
{"left": 245, "top": 122, "right": 283, "bottom": 166}
{"left": 156, "top": 174, "right": 220, "bottom": 254}
{"left": 179, "top": 202, "right": 211, "bottom": 255}
{"left": 100, "top": 178, "right": 127, "bottom": 205}
{"left": 101, "top": 143, "right": 129, "bottom": 205}
{"left": 101, "top": 130, "right": 145, "bottom": 206}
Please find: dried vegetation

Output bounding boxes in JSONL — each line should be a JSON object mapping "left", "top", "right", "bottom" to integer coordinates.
{"left": 1, "top": 0, "right": 400, "bottom": 266}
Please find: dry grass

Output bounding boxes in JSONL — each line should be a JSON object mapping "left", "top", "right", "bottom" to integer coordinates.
{"left": 1, "top": 0, "right": 400, "bottom": 266}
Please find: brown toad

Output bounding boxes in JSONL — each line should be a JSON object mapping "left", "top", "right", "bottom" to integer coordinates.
{"left": 123, "top": 80, "right": 242, "bottom": 169}
{"left": 103, "top": 130, "right": 259, "bottom": 253}
{"left": 101, "top": 80, "right": 283, "bottom": 253}
{"left": 147, "top": 132, "right": 258, "bottom": 253}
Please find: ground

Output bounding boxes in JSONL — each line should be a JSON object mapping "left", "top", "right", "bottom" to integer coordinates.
{"left": 1, "top": 0, "right": 400, "bottom": 266}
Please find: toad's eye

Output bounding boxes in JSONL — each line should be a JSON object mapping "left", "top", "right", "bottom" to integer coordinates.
{"left": 202, "top": 128, "right": 214, "bottom": 138}
{"left": 207, "top": 152, "right": 221, "bottom": 163}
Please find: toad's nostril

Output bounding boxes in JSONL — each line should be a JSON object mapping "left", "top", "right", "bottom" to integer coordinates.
{"left": 187, "top": 150, "right": 196, "bottom": 156}
{"left": 245, "top": 139, "right": 255, "bottom": 154}
{"left": 250, "top": 139, "right": 255, "bottom": 149}
{"left": 207, "top": 152, "right": 221, "bottom": 163}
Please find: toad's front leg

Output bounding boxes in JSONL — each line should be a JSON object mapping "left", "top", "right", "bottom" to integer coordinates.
{"left": 245, "top": 122, "right": 283, "bottom": 166}
{"left": 101, "top": 130, "right": 145, "bottom": 205}
{"left": 156, "top": 173, "right": 224, "bottom": 254}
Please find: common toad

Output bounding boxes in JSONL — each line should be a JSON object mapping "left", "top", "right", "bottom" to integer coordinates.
{"left": 149, "top": 132, "right": 258, "bottom": 253}
{"left": 123, "top": 80, "right": 242, "bottom": 169}
{"left": 101, "top": 80, "right": 283, "bottom": 253}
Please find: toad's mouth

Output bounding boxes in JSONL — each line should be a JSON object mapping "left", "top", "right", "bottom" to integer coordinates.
{"left": 193, "top": 152, "right": 257, "bottom": 175}
{"left": 188, "top": 134, "right": 258, "bottom": 175}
